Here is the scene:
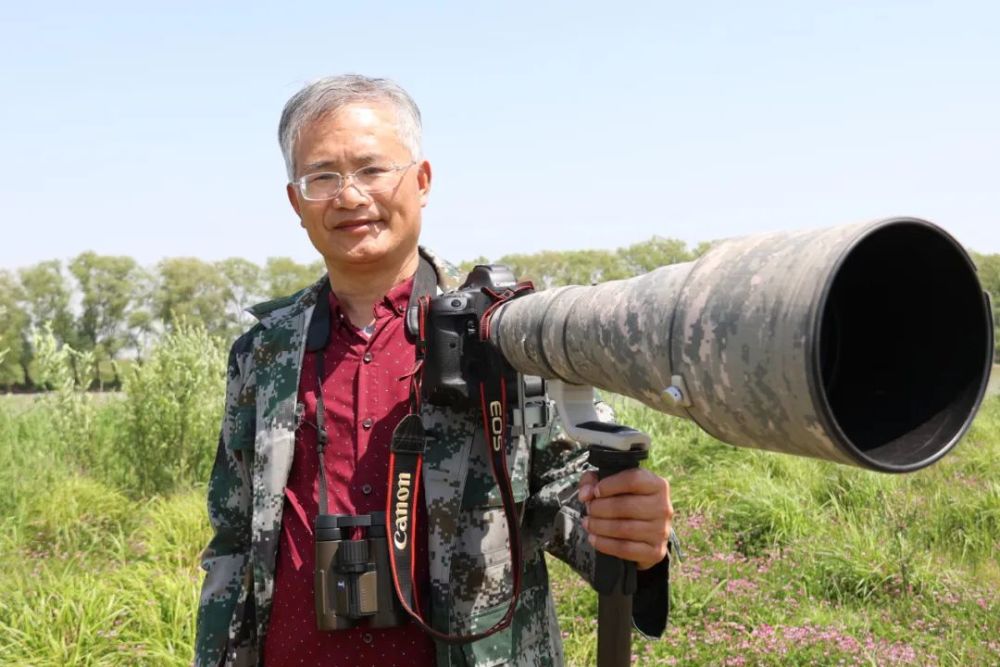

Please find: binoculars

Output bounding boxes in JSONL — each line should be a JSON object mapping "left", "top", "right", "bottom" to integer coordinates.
{"left": 314, "top": 511, "right": 406, "bottom": 631}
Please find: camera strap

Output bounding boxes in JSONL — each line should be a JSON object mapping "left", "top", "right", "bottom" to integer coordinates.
{"left": 387, "top": 283, "right": 533, "bottom": 644}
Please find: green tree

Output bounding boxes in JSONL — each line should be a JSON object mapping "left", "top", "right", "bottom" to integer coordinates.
{"left": 18, "top": 261, "right": 76, "bottom": 343}
{"left": 618, "top": 236, "right": 693, "bottom": 273}
{"left": 17, "top": 261, "right": 76, "bottom": 388}
{"left": 471, "top": 236, "right": 694, "bottom": 289}
{"left": 692, "top": 240, "right": 717, "bottom": 258}
{"left": 495, "top": 249, "right": 625, "bottom": 288}
{"left": 0, "top": 270, "right": 30, "bottom": 387}
{"left": 264, "top": 257, "right": 324, "bottom": 298}
{"left": 154, "top": 258, "right": 231, "bottom": 337}
{"left": 68, "top": 252, "right": 142, "bottom": 385}
{"left": 217, "top": 257, "right": 263, "bottom": 335}
{"left": 457, "top": 256, "right": 490, "bottom": 279}
{"left": 124, "top": 266, "right": 158, "bottom": 361}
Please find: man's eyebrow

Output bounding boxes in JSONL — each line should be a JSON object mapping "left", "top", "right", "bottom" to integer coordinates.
{"left": 302, "top": 154, "right": 383, "bottom": 173}
{"left": 303, "top": 159, "right": 339, "bottom": 172}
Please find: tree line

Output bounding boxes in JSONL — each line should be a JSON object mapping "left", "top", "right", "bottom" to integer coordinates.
{"left": 0, "top": 254, "right": 324, "bottom": 389}
{"left": 2, "top": 240, "right": 998, "bottom": 390}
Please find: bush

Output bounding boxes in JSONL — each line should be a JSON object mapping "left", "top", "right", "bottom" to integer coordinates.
{"left": 31, "top": 327, "right": 100, "bottom": 466}
{"left": 117, "top": 322, "right": 226, "bottom": 496}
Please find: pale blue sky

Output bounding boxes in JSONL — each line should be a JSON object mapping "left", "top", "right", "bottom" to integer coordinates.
{"left": 2, "top": 0, "right": 998, "bottom": 270}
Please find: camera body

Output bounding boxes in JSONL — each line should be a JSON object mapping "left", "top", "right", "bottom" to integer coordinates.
{"left": 314, "top": 511, "right": 406, "bottom": 630}
{"left": 422, "top": 264, "right": 519, "bottom": 408}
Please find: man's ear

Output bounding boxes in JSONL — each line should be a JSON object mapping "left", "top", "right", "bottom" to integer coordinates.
{"left": 286, "top": 182, "right": 304, "bottom": 226}
{"left": 417, "top": 160, "right": 432, "bottom": 208}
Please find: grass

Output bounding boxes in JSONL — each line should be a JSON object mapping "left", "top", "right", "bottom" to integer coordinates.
{"left": 0, "top": 487, "right": 204, "bottom": 666}
{"left": 549, "top": 396, "right": 1000, "bottom": 666}
{"left": 1, "top": 390, "right": 998, "bottom": 666}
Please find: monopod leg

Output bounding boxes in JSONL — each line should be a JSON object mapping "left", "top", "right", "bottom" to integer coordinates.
{"left": 587, "top": 444, "right": 649, "bottom": 667}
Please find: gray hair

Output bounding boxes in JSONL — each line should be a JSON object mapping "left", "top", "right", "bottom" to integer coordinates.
{"left": 278, "top": 74, "right": 423, "bottom": 180}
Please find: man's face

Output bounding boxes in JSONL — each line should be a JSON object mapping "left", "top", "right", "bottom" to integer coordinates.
{"left": 287, "top": 102, "right": 431, "bottom": 273}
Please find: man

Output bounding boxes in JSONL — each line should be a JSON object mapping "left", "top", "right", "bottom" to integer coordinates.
{"left": 195, "top": 74, "right": 675, "bottom": 667}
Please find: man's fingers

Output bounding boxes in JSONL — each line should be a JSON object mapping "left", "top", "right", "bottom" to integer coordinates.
{"left": 586, "top": 494, "right": 671, "bottom": 521}
{"left": 583, "top": 516, "right": 670, "bottom": 542}
{"left": 578, "top": 471, "right": 599, "bottom": 503}
{"left": 592, "top": 468, "right": 667, "bottom": 498}
{"left": 588, "top": 533, "right": 667, "bottom": 568}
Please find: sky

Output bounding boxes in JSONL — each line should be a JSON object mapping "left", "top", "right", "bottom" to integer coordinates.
{"left": 1, "top": 0, "right": 998, "bottom": 271}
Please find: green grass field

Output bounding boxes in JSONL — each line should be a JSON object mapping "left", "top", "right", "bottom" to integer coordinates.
{"left": 552, "top": 397, "right": 1000, "bottom": 665}
{"left": 1, "top": 382, "right": 998, "bottom": 666}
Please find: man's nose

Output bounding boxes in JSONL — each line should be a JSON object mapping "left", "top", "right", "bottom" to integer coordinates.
{"left": 335, "top": 180, "right": 370, "bottom": 208}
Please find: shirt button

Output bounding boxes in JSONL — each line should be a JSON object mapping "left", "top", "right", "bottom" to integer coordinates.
{"left": 362, "top": 418, "right": 373, "bottom": 430}
{"left": 362, "top": 632, "right": 373, "bottom": 644}
{"left": 363, "top": 351, "right": 373, "bottom": 363}
{"left": 362, "top": 483, "right": 373, "bottom": 495}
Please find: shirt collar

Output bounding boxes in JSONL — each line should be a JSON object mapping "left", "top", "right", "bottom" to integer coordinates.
{"left": 382, "top": 274, "right": 415, "bottom": 317}
{"left": 327, "top": 273, "right": 415, "bottom": 323}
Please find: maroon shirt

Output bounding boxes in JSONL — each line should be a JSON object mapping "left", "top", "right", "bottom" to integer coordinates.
{"left": 263, "top": 277, "right": 436, "bottom": 666}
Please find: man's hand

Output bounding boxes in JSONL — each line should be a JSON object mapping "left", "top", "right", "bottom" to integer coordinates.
{"left": 578, "top": 469, "right": 674, "bottom": 571}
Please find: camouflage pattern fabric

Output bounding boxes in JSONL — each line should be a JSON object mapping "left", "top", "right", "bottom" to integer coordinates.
{"left": 194, "top": 247, "right": 666, "bottom": 667}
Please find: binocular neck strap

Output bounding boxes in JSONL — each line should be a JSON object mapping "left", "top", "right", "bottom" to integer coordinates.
{"left": 314, "top": 351, "right": 332, "bottom": 515}
{"left": 386, "top": 289, "right": 526, "bottom": 644}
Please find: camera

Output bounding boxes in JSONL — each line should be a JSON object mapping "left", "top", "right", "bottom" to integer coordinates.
{"left": 422, "top": 264, "right": 520, "bottom": 408}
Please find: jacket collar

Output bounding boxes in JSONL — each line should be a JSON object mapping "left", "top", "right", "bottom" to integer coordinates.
{"left": 246, "top": 246, "right": 463, "bottom": 330}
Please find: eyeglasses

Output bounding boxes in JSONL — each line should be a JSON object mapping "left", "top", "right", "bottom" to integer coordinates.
{"left": 293, "top": 162, "right": 416, "bottom": 201}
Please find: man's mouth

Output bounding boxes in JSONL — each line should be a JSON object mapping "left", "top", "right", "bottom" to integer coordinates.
{"left": 335, "top": 219, "right": 379, "bottom": 231}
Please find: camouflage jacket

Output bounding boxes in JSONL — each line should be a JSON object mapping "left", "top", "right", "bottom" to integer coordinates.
{"left": 194, "top": 248, "right": 669, "bottom": 667}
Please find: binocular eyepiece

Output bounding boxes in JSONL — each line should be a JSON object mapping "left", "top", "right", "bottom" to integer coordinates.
{"left": 314, "top": 511, "right": 406, "bottom": 631}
